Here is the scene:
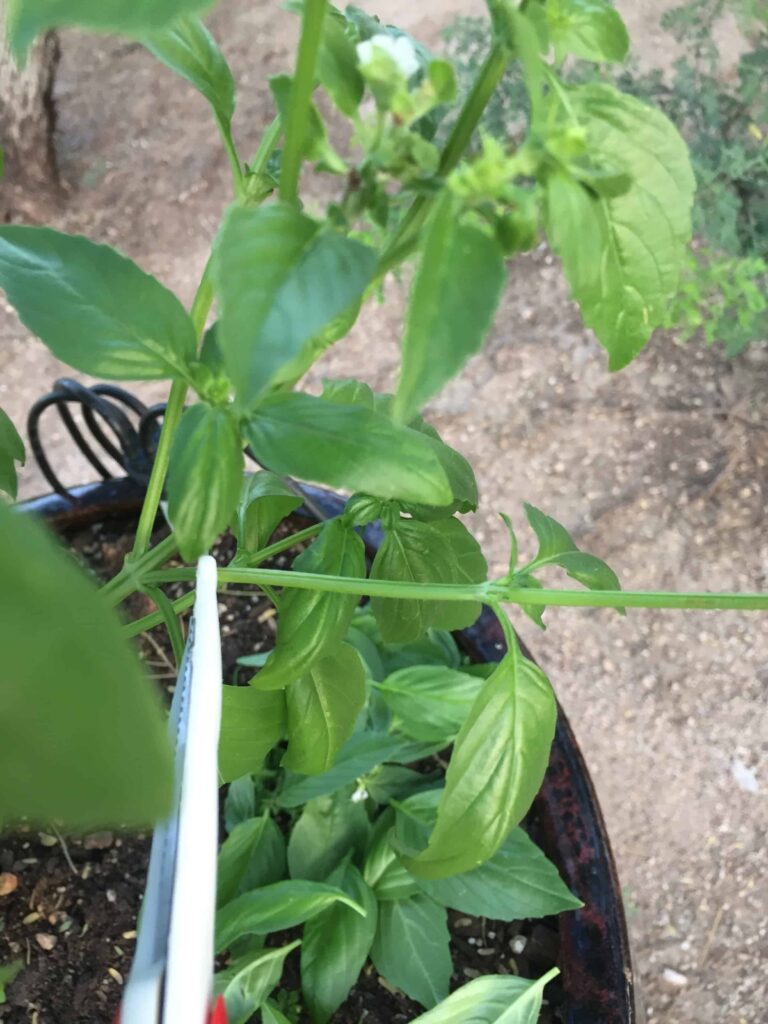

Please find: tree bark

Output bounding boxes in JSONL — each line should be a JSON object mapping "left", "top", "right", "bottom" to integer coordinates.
{"left": 0, "top": 4, "right": 60, "bottom": 213}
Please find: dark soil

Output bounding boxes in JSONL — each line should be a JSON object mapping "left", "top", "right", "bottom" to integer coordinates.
{"left": 0, "top": 514, "right": 565, "bottom": 1024}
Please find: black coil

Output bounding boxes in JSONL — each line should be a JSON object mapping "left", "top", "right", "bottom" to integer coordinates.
{"left": 26, "top": 379, "right": 329, "bottom": 521}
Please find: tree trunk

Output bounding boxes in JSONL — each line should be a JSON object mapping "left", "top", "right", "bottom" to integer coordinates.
{"left": 0, "top": 5, "right": 60, "bottom": 216}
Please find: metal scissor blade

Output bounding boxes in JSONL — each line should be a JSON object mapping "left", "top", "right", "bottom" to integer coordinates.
{"left": 121, "top": 556, "right": 222, "bottom": 1024}
{"left": 132, "top": 624, "right": 195, "bottom": 971}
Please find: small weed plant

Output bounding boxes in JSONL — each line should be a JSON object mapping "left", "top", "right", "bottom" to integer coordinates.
{"left": 0, "top": 1, "right": 767, "bottom": 1020}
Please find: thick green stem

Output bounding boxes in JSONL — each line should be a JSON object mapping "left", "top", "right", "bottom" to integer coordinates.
{"left": 105, "top": 533, "right": 179, "bottom": 605}
{"left": 438, "top": 43, "right": 510, "bottom": 177}
{"left": 279, "top": 0, "right": 327, "bottom": 204}
{"left": 235, "top": 520, "right": 326, "bottom": 568}
{"left": 119, "top": 523, "right": 323, "bottom": 633}
{"left": 376, "top": 43, "right": 510, "bottom": 277}
{"left": 498, "top": 588, "right": 768, "bottom": 612}
{"left": 145, "top": 566, "right": 487, "bottom": 600}
{"left": 141, "top": 566, "right": 768, "bottom": 612}
{"left": 123, "top": 591, "right": 196, "bottom": 639}
{"left": 130, "top": 262, "right": 215, "bottom": 558}
{"left": 145, "top": 585, "right": 185, "bottom": 666}
{"left": 130, "top": 378, "right": 188, "bottom": 558}
{"left": 217, "top": 115, "right": 245, "bottom": 195}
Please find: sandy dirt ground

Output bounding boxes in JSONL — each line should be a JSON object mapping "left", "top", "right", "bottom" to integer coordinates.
{"left": 1, "top": 2, "right": 766, "bottom": 1022}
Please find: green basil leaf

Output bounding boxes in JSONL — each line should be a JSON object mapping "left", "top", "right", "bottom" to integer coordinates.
{"left": 394, "top": 790, "right": 581, "bottom": 918}
{"left": 496, "top": 968, "right": 561, "bottom": 1024}
{"left": 410, "top": 970, "right": 558, "bottom": 1024}
{"left": 363, "top": 809, "right": 420, "bottom": 902}
{"left": 217, "top": 940, "right": 300, "bottom": 1024}
{"left": 287, "top": 789, "right": 370, "bottom": 882}
{"left": 269, "top": 75, "right": 346, "bottom": 173}
{"left": 219, "top": 686, "right": 286, "bottom": 783}
{"left": 301, "top": 860, "right": 377, "bottom": 1023}
{"left": 394, "top": 194, "right": 505, "bottom": 423}
{"left": 215, "top": 880, "right": 364, "bottom": 952}
{"left": 0, "top": 960, "right": 24, "bottom": 1005}
{"left": 552, "top": 550, "right": 621, "bottom": 590}
{"left": 513, "top": 574, "right": 547, "bottom": 630}
{"left": 349, "top": 611, "right": 461, "bottom": 676}
{"left": 370, "top": 895, "right": 451, "bottom": 1009}
{"left": 276, "top": 732, "right": 407, "bottom": 808}
{"left": 318, "top": 5, "right": 365, "bottom": 114}
{"left": 215, "top": 204, "right": 375, "bottom": 407}
{"left": 523, "top": 502, "right": 577, "bottom": 561}
{"left": 401, "top": 644, "right": 557, "bottom": 879}
{"left": 546, "top": 0, "right": 629, "bottom": 63}
{"left": 366, "top": 764, "right": 442, "bottom": 805}
{"left": 224, "top": 776, "right": 257, "bottom": 833}
{"left": 383, "top": 634, "right": 462, "bottom": 675}
{"left": 166, "top": 403, "right": 244, "bottom": 560}
{"left": 0, "top": 505, "right": 172, "bottom": 827}
{"left": 217, "top": 813, "right": 287, "bottom": 907}
{"left": 199, "top": 321, "right": 226, "bottom": 374}
{"left": 240, "top": 816, "right": 287, "bottom": 893}
{"left": 521, "top": 503, "right": 622, "bottom": 609}
{"left": 142, "top": 16, "right": 235, "bottom": 127}
{"left": 261, "top": 1001, "right": 292, "bottom": 1024}
{"left": 252, "top": 521, "right": 365, "bottom": 691}
{"left": 268, "top": 301, "right": 363, "bottom": 391}
{"left": 283, "top": 643, "right": 367, "bottom": 774}
{"left": 0, "top": 226, "right": 196, "bottom": 379}
{"left": 321, "top": 377, "right": 375, "bottom": 408}
{"left": 405, "top": 416, "right": 479, "bottom": 516}
{"left": 343, "top": 624, "right": 387, "bottom": 681}
{"left": 5, "top": 0, "right": 216, "bottom": 58}
{"left": 344, "top": 4, "right": 381, "bottom": 40}
{"left": 374, "top": 666, "right": 484, "bottom": 743}
{"left": 245, "top": 393, "right": 452, "bottom": 506}
{"left": 320, "top": 385, "right": 478, "bottom": 515}
{"left": 546, "top": 84, "right": 695, "bottom": 369}
{"left": 0, "top": 407, "right": 25, "bottom": 499}
{"left": 370, "top": 518, "right": 487, "bottom": 643}
{"left": 233, "top": 471, "right": 302, "bottom": 554}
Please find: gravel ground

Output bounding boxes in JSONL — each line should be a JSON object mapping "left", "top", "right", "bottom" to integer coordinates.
{"left": 1, "top": 2, "right": 766, "bottom": 1021}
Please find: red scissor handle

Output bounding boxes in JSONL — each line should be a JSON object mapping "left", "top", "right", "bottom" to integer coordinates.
{"left": 114, "top": 996, "right": 226, "bottom": 1024}
{"left": 210, "top": 996, "right": 228, "bottom": 1024}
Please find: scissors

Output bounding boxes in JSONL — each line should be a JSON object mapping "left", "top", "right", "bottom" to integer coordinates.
{"left": 119, "top": 556, "right": 227, "bottom": 1024}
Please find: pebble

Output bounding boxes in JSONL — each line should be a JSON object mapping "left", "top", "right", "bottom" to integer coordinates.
{"left": 510, "top": 935, "right": 527, "bottom": 954}
{"left": 662, "top": 968, "right": 688, "bottom": 988}
{"left": 83, "top": 831, "right": 115, "bottom": 850}
{"left": 107, "top": 967, "right": 124, "bottom": 985}
{"left": 0, "top": 872, "right": 18, "bottom": 897}
{"left": 730, "top": 758, "right": 759, "bottom": 794}
{"left": 35, "top": 933, "right": 57, "bottom": 951}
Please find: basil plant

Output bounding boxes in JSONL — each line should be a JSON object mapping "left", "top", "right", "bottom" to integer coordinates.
{"left": 1, "top": 0, "right": 764, "bottom": 1020}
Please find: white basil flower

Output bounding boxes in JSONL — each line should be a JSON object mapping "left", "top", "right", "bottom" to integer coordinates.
{"left": 356, "top": 33, "right": 420, "bottom": 79}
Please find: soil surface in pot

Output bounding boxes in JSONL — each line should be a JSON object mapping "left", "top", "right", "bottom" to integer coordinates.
{"left": 0, "top": 517, "right": 566, "bottom": 1024}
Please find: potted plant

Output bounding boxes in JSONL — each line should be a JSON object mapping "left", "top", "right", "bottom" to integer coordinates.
{"left": 1, "top": 1, "right": 766, "bottom": 1021}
